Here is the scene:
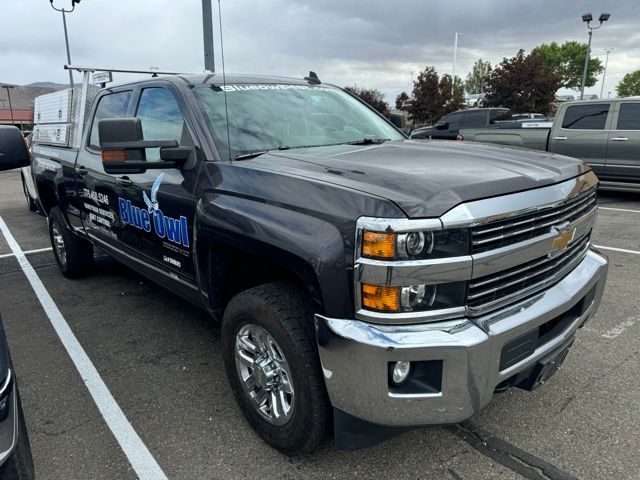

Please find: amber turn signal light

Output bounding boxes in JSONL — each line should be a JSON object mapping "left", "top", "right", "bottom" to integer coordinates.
{"left": 362, "top": 231, "right": 395, "bottom": 259}
{"left": 101, "top": 150, "right": 128, "bottom": 162}
{"left": 361, "top": 284, "right": 400, "bottom": 312}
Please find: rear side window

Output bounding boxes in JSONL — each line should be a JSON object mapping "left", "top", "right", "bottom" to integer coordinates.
{"left": 136, "top": 88, "right": 190, "bottom": 160}
{"left": 562, "top": 104, "right": 610, "bottom": 130}
{"left": 616, "top": 103, "right": 640, "bottom": 130}
{"left": 89, "top": 91, "right": 132, "bottom": 148}
{"left": 462, "top": 110, "right": 487, "bottom": 128}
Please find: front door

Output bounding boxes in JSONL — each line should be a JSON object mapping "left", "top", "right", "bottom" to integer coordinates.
{"left": 114, "top": 86, "right": 199, "bottom": 283}
{"left": 549, "top": 103, "right": 612, "bottom": 177}
{"left": 604, "top": 101, "right": 640, "bottom": 183}
{"left": 76, "top": 89, "right": 134, "bottom": 246}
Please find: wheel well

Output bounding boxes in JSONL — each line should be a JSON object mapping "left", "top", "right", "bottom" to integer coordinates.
{"left": 36, "top": 181, "right": 58, "bottom": 215}
{"left": 207, "top": 244, "right": 323, "bottom": 318}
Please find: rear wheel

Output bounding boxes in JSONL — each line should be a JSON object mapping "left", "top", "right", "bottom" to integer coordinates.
{"left": 21, "top": 175, "right": 36, "bottom": 213}
{"left": 48, "top": 207, "right": 94, "bottom": 278}
{"left": 221, "top": 282, "right": 329, "bottom": 455}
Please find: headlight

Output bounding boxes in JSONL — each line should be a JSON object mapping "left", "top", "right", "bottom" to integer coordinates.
{"left": 356, "top": 221, "right": 470, "bottom": 319}
{"left": 361, "top": 281, "right": 466, "bottom": 313}
{"left": 361, "top": 228, "right": 469, "bottom": 260}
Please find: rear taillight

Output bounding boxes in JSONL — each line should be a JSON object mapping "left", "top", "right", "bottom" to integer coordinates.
{"left": 456, "top": 134, "right": 464, "bottom": 141}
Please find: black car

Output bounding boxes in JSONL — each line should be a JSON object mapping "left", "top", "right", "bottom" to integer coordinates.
{"left": 0, "top": 316, "right": 35, "bottom": 479}
{"left": 410, "top": 108, "right": 509, "bottom": 140}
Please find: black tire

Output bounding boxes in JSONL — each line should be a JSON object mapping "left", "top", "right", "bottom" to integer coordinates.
{"left": 0, "top": 394, "right": 35, "bottom": 480}
{"left": 221, "top": 282, "right": 329, "bottom": 455}
{"left": 48, "top": 206, "right": 94, "bottom": 278}
{"left": 21, "top": 175, "right": 36, "bottom": 213}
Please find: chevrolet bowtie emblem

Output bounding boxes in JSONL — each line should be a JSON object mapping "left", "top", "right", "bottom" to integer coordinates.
{"left": 551, "top": 225, "right": 576, "bottom": 253}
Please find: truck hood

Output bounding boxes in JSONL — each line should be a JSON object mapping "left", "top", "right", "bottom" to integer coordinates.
{"left": 240, "top": 140, "right": 590, "bottom": 218}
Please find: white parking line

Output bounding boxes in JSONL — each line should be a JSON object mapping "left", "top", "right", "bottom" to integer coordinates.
{"left": 594, "top": 245, "right": 640, "bottom": 256}
{"left": 0, "top": 247, "right": 52, "bottom": 260}
{"left": 0, "top": 216, "right": 167, "bottom": 480}
{"left": 599, "top": 206, "right": 640, "bottom": 214}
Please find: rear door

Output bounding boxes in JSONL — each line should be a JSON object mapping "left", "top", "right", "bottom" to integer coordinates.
{"left": 75, "top": 89, "right": 134, "bottom": 245}
{"left": 114, "top": 85, "right": 200, "bottom": 283}
{"left": 604, "top": 100, "right": 640, "bottom": 183}
{"left": 548, "top": 103, "right": 612, "bottom": 176}
{"left": 461, "top": 110, "right": 488, "bottom": 132}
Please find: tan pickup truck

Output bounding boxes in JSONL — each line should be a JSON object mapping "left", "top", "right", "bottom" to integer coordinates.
{"left": 459, "top": 98, "right": 640, "bottom": 192}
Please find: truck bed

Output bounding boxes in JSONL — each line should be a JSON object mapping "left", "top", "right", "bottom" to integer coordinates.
{"left": 460, "top": 127, "right": 551, "bottom": 151}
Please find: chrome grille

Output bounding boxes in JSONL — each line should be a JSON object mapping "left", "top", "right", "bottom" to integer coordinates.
{"left": 467, "top": 234, "right": 591, "bottom": 313}
{"left": 471, "top": 188, "right": 597, "bottom": 253}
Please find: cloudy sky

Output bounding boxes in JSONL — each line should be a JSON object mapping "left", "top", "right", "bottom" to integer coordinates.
{"left": 1, "top": 0, "right": 638, "bottom": 101}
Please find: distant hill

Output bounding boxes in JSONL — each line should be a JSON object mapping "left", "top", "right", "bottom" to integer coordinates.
{"left": 26, "top": 82, "right": 70, "bottom": 89}
{"left": 0, "top": 83, "right": 68, "bottom": 110}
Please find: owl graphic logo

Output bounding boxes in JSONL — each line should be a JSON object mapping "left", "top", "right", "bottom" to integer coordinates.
{"left": 142, "top": 173, "right": 164, "bottom": 214}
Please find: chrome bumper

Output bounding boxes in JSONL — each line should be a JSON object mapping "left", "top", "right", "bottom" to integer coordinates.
{"left": 316, "top": 249, "right": 608, "bottom": 427}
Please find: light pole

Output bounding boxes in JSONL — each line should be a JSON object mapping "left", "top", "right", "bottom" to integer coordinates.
{"left": 579, "top": 12, "right": 610, "bottom": 100}
{"left": 49, "top": 0, "right": 81, "bottom": 87}
{"left": 600, "top": 48, "right": 613, "bottom": 99}
{"left": 201, "top": 0, "right": 215, "bottom": 71}
{"left": 1, "top": 85, "right": 15, "bottom": 126}
{"left": 452, "top": 32, "right": 460, "bottom": 95}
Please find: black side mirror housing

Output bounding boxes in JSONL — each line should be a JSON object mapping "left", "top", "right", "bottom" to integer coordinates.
{"left": 389, "top": 113, "right": 405, "bottom": 129}
{"left": 99, "top": 118, "right": 185, "bottom": 174}
{"left": 436, "top": 122, "right": 449, "bottom": 130}
{"left": 0, "top": 126, "right": 30, "bottom": 172}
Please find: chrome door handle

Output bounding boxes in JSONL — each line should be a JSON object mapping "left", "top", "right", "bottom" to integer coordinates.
{"left": 610, "top": 137, "right": 628, "bottom": 141}
{"left": 553, "top": 136, "right": 568, "bottom": 140}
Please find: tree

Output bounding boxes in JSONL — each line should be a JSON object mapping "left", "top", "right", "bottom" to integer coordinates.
{"left": 409, "top": 66, "right": 464, "bottom": 125}
{"left": 344, "top": 85, "right": 390, "bottom": 117}
{"left": 532, "top": 41, "right": 603, "bottom": 91}
{"left": 465, "top": 59, "right": 492, "bottom": 94}
{"left": 485, "top": 50, "right": 562, "bottom": 115}
{"left": 395, "top": 91, "right": 409, "bottom": 110}
{"left": 617, "top": 70, "right": 640, "bottom": 97}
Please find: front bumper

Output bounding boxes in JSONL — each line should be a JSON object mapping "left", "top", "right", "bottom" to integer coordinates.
{"left": 316, "top": 248, "right": 608, "bottom": 427}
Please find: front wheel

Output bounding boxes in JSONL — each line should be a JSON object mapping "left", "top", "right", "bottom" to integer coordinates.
{"left": 48, "top": 207, "right": 94, "bottom": 278}
{"left": 221, "top": 282, "right": 329, "bottom": 455}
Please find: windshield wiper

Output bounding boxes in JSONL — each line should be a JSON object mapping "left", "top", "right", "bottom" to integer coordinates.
{"left": 345, "top": 138, "right": 390, "bottom": 145}
{"left": 233, "top": 139, "right": 390, "bottom": 161}
{"left": 234, "top": 145, "right": 290, "bottom": 161}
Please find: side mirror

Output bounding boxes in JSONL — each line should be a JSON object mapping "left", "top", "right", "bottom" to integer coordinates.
{"left": 0, "top": 126, "right": 30, "bottom": 172}
{"left": 389, "top": 113, "right": 405, "bottom": 129}
{"left": 436, "top": 122, "right": 449, "bottom": 130}
{"left": 99, "top": 118, "right": 184, "bottom": 174}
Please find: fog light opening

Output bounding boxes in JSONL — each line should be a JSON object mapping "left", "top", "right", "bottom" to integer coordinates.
{"left": 392, "top": 361, "right": 411, "bottom": 385}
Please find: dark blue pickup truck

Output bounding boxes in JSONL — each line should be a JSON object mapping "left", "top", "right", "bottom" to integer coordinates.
{"left": 1, "top": 72, "right": 608, "bottom": 454}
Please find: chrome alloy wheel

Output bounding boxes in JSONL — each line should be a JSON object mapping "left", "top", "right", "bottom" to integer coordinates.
{"left": 234, "top": 324, "right": 295, "bottom": 425}
{"left": 51, "top": 223, "right": 67, "bottom": 267}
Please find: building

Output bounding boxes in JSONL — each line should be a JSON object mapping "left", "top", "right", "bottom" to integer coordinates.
{"left": 0, "top": 109, "right": 34, "bottom": 131}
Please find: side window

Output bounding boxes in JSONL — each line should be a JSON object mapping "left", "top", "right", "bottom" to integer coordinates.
{"left": 136, "top": 88, "right": 190, "bottom": 160}
{"left": 562, "top": 104, "right": 610, "bottom": 130}
{"left": 462, "top": 110, "right": 487, "bottom": 128}
{"left": 446, "top": 113, "right": 462, "bottom": 129}
{"left": 616, "top": 103, "right": 640, "bottom": 130}
{"left": 88, "top": 91, "right": 132, "bottom": 149}
{"left": 490, "top": 110, "right": 511, "bottom": 123}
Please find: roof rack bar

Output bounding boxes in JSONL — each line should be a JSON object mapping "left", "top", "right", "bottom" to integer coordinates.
{"left": 64, "top": 65, "right": 194, "bottom": 75}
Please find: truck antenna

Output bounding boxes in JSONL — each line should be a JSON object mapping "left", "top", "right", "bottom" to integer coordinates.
{"left": 218, "top": 0, "right": 232, "bottom": 162}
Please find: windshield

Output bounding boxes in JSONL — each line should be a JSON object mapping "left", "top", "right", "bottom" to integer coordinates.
{"left": 194, "top": 84, "right": 404, "bottom": 159}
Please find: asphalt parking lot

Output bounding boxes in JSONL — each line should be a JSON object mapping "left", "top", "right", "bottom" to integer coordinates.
{"left": 0, "top": 169, "right": 638, "bottom": 480}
